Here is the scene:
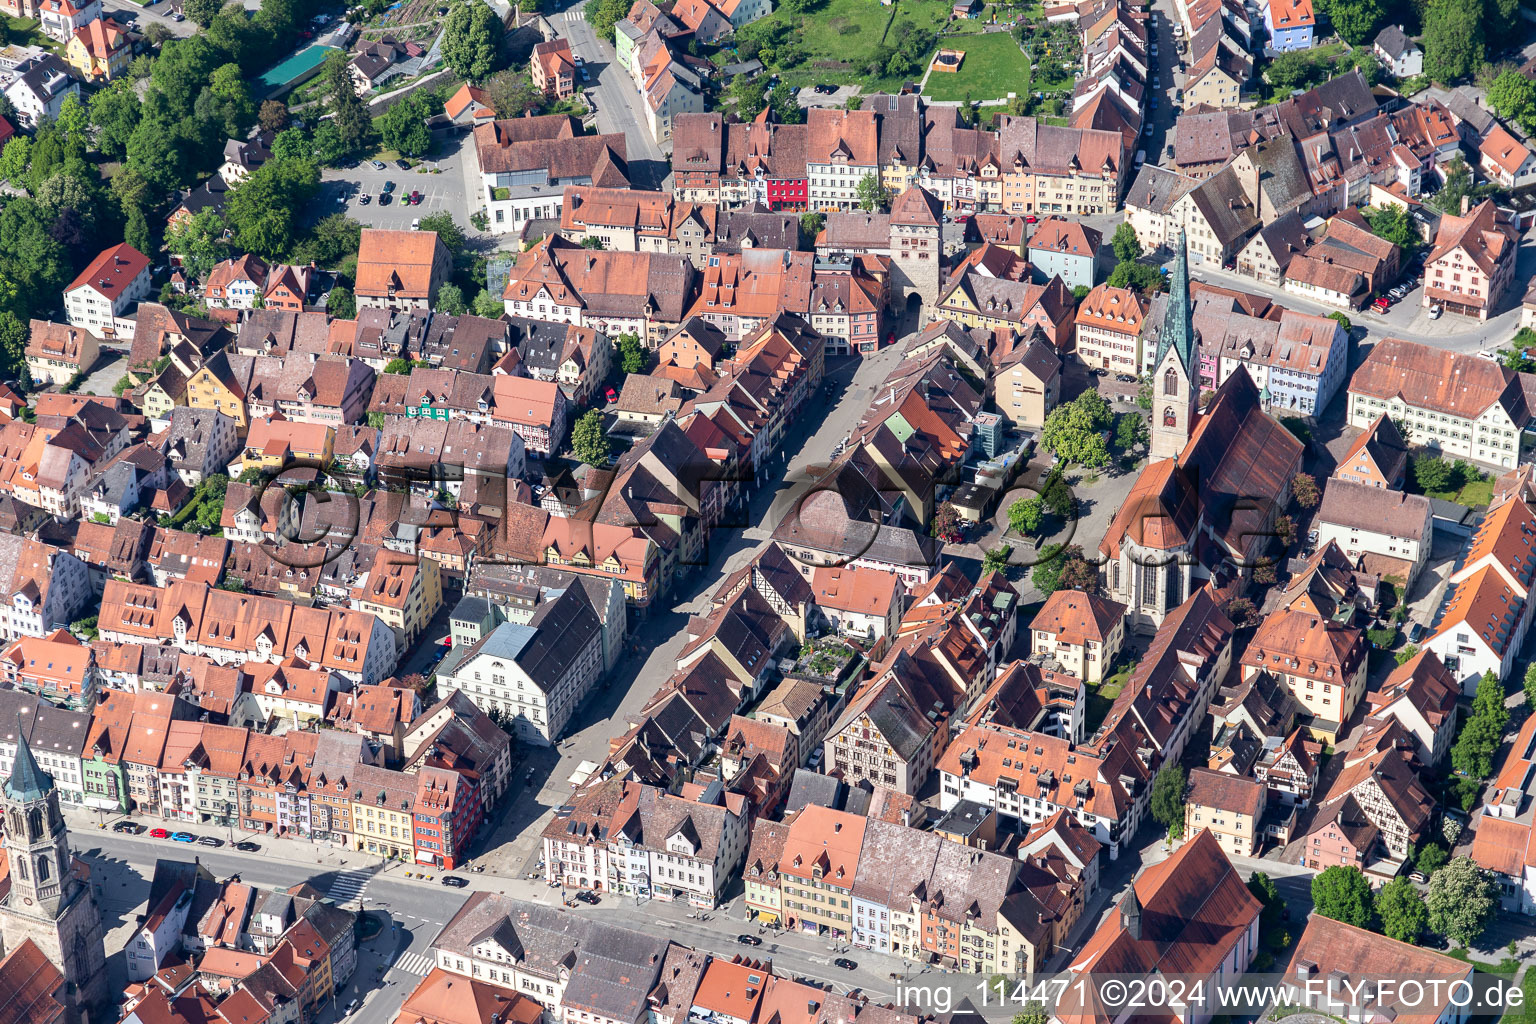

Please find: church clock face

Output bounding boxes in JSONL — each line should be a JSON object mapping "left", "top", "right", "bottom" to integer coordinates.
{"left": 22, "top": 898, "right": 31, "bottom": 906}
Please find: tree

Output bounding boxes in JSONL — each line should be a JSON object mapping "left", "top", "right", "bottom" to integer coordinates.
{"left": 1042, "top": 391, "right": 1113, "bottom": 467}
{"left": 580, "top": 236, "right": 605, "bottom": 250}
{"left": 1030, "top": 543, "right": 1076, "bottom": 598}
{"left": 1292, "top": 472, "right": 1320, "bottom": 509}
{"left": 1412, "top": 455, "right": 1458, "bottom": 492}
{"left": 223, "top": 157, "right": 320, "bottom": 258}
{"left": 0, "top": 311, "right": 24, "bottom": 381}
{"left": 770, "top": 83, "right": 804, "bottom": 124}
{"left": 442, "top": 1, "right": 503, "bottom": 82}
{"left": 1010, "top": 1009, "right": 1048, "bottom": 1024}
{"left": 1473, "top": 669, "right": 1509, "bottom": 731}
{"left": 1110, "top": 222, "right": 1142, "bottom": 263}
{"left": 1425, "top": 857, "right": 1497, "bottom": 947}
{"left": 1395, "top": 644, "right": 1420, "bottom": 666}
{"left": 1487, "top": 69, "right": 1536, "bottom": 130}
{"left": 572, "top": 409, "right": 610, "bottom": 466}
{"left": 1267, "top": 51, "right": 1316, "bottom": 92}
{"left": 1150, "top": 764, "right": 1185, "bottom": 839}
{"left": 323, "top": 50, "right": 373, "bottom": 156}
{"left": 201, "top": 63, "right": 256, "bottom": 139}
{"left": 1114, "top": 412, "right": 1147, "bottom": 454}
{"left": 587, "top": 0, "right": 631, "bottom": 39}
{"left": 378, "top": 90, "right": 437, "bottom": 157}
{"left": 166, "top": 208, "right": 232, "bottom": 280}
{"left": 1311, "top": 866, "right": 1374, "bottom": 928}
{"left": 1524, "top": 662, "right": 1536, "bottom": 710}
{"left": 1416, "top": 842, "right": 1449, "bottom": 875}
{"left": 1225, "top": 596, "right": 1259, "bottom": 627}
{"left": 89, "top": 81, "right": 142, "bottom": 161}
{"left": 799, "top": 211, "right": 825, "bottom": 246}
{"left": 1327, "top": 311, "right": 1352, "bottom": 333}
{"left": 1362, "top": 203, "right": 1420, "bottom": 250}
{"left": 484, "top": 69, "right": 544, "bottom": 117}
{"left": 1424, "top": 0, "right": 1485, "bottom": 85}
{"left": 1248, "top": 871, "right": 1284, "bottom": 928}
{"left": 730, "top": 73, "right": 767, "bottom": 118}
{"left": 616, "top": 332, "right": 647, "bottom": 374}
{"left": 435, "top": 283, "right": 468, "bottom": 315}
{"left": 1107, "top": 259, "right": 1165, "bottom": 293}
{"left": 1316, "top": 0, "right": 1384, "bottom": 43}
{"left": 1452, "top": 712, "right": 1502, "bottom": 779}
{"left": 298, "top": 213, "right": 362, "bottom": 267}
{"left": 1487, "top": 0, "right": 1522, "bottom": 47}
{"left": 258, "top": 99, "right": 289, "bottom": 134}
{"left": 982, "top": 544, "right": 1012, "bottom": 575}
{"left": 1375, "top": 877, "right": 1428, "bottom": 944}
{"left": 384, "top": 357, "right": 413, "bottom": 375}
{"left": 473, "top": 290, "right": 504, "bottom": 318}
{"left": 1008, "top": 496, "right": 1044, "bottom": 536}
{"left": 1500, "top": 346, "right": 1536, "bottom": 372}
{"left": 932, "top": 502, "right": 964, "bottom": 543}
{"left": 855, "top": 173, "right": 891, "bottom": 213}
{"left": 1060, "top": 551, "right": 1096, "bottom": 592}
{"left": 183, "top": 0, "right": 222, "bottom": 26}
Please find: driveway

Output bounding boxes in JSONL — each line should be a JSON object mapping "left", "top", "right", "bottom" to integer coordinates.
{"left": 319, "top": 135, "right": 470, "bottom": 230}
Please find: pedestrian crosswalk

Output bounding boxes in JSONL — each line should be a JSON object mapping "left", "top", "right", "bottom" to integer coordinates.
{"left": 556, "top": 10, "right": 585, "bottom": 20}
{"left": 391, "top": 952, "right": 434, "bottom": 977}
{"left": 326, "top": 871, "right": 372, "bottom": 903}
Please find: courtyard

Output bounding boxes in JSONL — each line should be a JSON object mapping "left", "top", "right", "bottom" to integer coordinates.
{"left": 920, "top": 30, "right": 1032, "bottom": 101}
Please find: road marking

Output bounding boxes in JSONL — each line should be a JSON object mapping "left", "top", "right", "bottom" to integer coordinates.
{"left": 327, "top": 871, "right": 372, "bottom": 902}
{"left": 391, "top": 952, "right": 434, "bottom": 976}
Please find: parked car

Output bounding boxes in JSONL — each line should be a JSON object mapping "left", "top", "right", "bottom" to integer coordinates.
{"left": 580, "top": 68, "right": 589, "bottom": 80}
{"left": 112, "top": 821, "right": 140, "bottom": 834}
{"left": 358, "top": 193, "right": 371, "bottom": 205}
{"left": 833, "top": 958, "right": 858, "bottom": 971}
{"left": 371, "top": 160, "right": 386, "bottom": 170}
{"left": 1407, "top": 622, "right": 1426, "bottom": 643}
{"left": 1025, "top": 214, "right": 1037, "bottom": 223}
{"left": 442, "top": 876, "right": 469, "bottom": 888}
{"left": 235, "top": 841, "right": 261, "bottom": 852}
{"left": 382, "top": 180, "right": 396, "bottom": 193}
{"left": 411, "top": 217, "right": 420, "bottom": 230}
{"left": 150, "top": 828, "right": 170, "bottom": 839}
{"left": 605, "top": 387, "right": 618, "bottom": 403}
{"left": 344, "top": 1001, "right": 359, "bottom": 1017}
{"left": 409, "top": 191, "right": 422, "bottom": 204}
{"left": 737, "top": 935, "right": 763, "bottom": 946}
{"left": 575, "top": 890, "right": 601, "bottom": 904}
{"left": 171, "top": 832, "right": 196, "bottom": 843}
{"left": 1372, "top": 296, "right": 1390, "bottom": 313}
{"left": 198, "top": 836, "right": 222, "bottom": 847}
{"left": 1428, "top": 305, "right": 1442, "bottom": 319}
{"left": 379, "top": 192, "right": 391, "bottom": 206}
{"left": 396, "top": 159, "right": 410, "bottom": 170}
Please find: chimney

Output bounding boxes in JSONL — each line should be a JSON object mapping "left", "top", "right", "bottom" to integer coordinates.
{"left": 1461, "top": 194, "right": 1471, "bottom": 215}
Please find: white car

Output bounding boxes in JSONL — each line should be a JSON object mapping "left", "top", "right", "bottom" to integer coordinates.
{"left": 1428, "top": 305, "right": 1442, "bottom": 320}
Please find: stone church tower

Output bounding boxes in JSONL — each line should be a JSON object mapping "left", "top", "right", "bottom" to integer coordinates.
{"left": 888, "top": 185, "right": 943, "bottom": 316}
{"left": 0, "top": 722, "right": 107, "bottom": 1024}
{"left": 1149, "top": 228, "right": 1199, "bottom": 462}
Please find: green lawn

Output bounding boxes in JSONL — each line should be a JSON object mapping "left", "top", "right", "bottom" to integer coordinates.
{"left": 1501, "top": 967, "right": 1536, "bottom": 1024}
{"left": 921, "top": 30, "right": 1031, "bottom": 100}
{"left": 4, "top": 16, "right": 57, "bottom": 50}
{"left": 752, "top": 0, "right": 953, "bottom": 88}
{"left": 1423, "top": 477, "right": 1495, "bottom": 507}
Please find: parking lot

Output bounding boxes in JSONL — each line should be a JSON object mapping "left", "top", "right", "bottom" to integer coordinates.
{"left": 318, "top": 133, "right": 471, "bottom": 231}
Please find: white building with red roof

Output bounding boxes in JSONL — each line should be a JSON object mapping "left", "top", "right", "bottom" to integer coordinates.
{"left": 64, "top": 242, "right": 150, "bottom": 339}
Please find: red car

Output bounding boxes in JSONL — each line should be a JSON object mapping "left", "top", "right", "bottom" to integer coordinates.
{"left": 1372, "top": 296, "right": 1391, "bottom": 313}
{"left": 1025, "top": 215, "right": 1038, "bottom": 223}
{"left": 150, "top": 828, "right": 170, "bottom": 839}
{"left": 605, "top": 387, "right": 618, "bottom": 403}
{"left": 409, "top": 192, "right": 422, "bottom": 205}
{"left": 954, "top": 214, "right": 970, "bottom": 223}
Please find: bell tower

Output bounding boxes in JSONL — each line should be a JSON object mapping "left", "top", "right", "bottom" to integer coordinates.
{"left": 0, "top": 718, "right": 108, "bottom": 1024}
{"left": 1150, "top": 228, "right": 1198, "bottom": 461}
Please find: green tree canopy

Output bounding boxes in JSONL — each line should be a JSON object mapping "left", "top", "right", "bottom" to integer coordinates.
{"left": 616, "top": 333, "right": 647, "bottom": 374}
{"left": 378, "top": 91, "right": 437, "bottom": 157}
{"left": 442, "top": 1, "right": 504, "bottom": 82}
{"left": 1425, "top": 857, "right": 1498, "bottom": 946}
{"left": 1111, "top": 222, "right": 1142, "bottom": 264}
{"left": 327, "top": 286, "right": 356, "bottom": 319}
{"left": 166, "top": 208, "right": 232, "bottom": 281}
{"left": 1311, "top": 866, "right": 1374, "bottom": 928}
{"left": 1487, "top": 69, "right": 1536, "bottom": 130}
{"left": 1316, "top": 0, "right": 1385, "bottom": 43}
{"left": 1150, "top": 764, "right": 1186, "bottom": 839}
{"left": 223, "top": 157, "right": 320, "bottom": 259}
{"left": 1424, "top": 0, "right": 1485, "bottom": 86}
{"left": 1008, "top": 496, "right": 1044, "bottom": 536}
{"left": 1375, "top": 877, "right": 1428, "bottom": 944}
{"left": 572, "top": 408, "right": 610, "bottom": 466}
{"left": 1042, "top": 391, "right": 1114, "bottom": 467}
{"left": 1107, "top": 259, "right": 1165, "bottom": 293}
{"left": 855, "top": 173, "right": 891, "bottom": 212}
{"left": 730, "top": 73, "right": 767, "bottom": 119}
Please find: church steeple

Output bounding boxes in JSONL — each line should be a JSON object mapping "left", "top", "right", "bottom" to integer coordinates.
{"left": 1149, "top": 229, "right": 1199, "bottom": 461}
{"left": 2, "top": 717, "right": 71, "bottom": 917}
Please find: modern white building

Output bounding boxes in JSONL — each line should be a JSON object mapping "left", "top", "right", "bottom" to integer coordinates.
{"left": 63, "top": 243, "right": 151, "bottom": 339}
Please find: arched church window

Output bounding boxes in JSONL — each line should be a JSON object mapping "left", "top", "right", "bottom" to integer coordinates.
{"left": 1163, "top": 366, "right": 1179, "bottom": 396}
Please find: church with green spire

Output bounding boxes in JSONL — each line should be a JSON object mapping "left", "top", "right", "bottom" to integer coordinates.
{"left": 1150, "top": 228, "right": 1199, "bottom": 461}
{"left": 0, "top": 718, "right": 107, "bottom": 1024}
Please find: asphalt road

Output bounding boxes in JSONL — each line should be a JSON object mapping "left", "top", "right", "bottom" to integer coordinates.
{"left": 102, "top": 0, "right": 195, "bottom": 37}
{"left": 550, "top": 1, "right": 671, "bottom": 188}
{"left": 73, "top": 819, "right": 907, "bottom": 1010}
